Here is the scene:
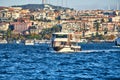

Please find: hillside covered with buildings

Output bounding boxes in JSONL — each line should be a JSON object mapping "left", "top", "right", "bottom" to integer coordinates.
{"left": 0, "top": 4, "right": 120, "bottom": 42}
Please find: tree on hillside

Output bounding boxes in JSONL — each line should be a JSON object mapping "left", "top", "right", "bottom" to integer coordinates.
{"left": 55, "top": 16, "right": 61, "bottom": 20}
{"left": 0, "top": 30, "right": 7, "bottom": 39}
{"left": 93, "top": 20, "right": 100, "bottom": 37}
{"left": 117, "top": 25, "right": 120, "bottom": 32}
{"left": 51, "top": 25, "right": 62, "bottom": 32}
{"left": 40, "top": 25, "right": 62, "bottom": 39}
{"left": 104, "top": 27, "right": 108, "bottom": 35}
{"left": 6, "top": 24, "right": 14, "bottom": 40}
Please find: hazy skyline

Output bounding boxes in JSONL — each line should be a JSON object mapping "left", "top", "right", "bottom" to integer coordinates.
{"left": 0, "top": 0, "right": 119, "bottom": 10}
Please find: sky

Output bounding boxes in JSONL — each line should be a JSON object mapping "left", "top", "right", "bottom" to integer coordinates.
{"left": 0, "top": 0, "right": 119, "bottom": 10}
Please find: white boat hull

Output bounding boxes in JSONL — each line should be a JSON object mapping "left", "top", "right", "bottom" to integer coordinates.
{"left": 53, "top": 46, "right": 81, "bottom": 52}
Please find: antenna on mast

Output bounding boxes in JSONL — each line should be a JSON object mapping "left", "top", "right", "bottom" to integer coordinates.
{"left": 108, "top": 0, "right": 110, "bottom": 10}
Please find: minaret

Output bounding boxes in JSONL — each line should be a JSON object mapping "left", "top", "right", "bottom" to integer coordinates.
{"left": 66, "top": 0, "right": 67, "bottom": 7}
{"left": 42, "top": 0, "right": 46, "bottom": 4}
{"left": 62, "top": 0, "right": 63, "bottom": 7}
{"left": 117, "top": 0, "right": 119, "bottom": 10}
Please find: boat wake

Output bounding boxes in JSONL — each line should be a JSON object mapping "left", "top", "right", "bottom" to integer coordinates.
{"left": 79, "top": 49, "right": 120, "bottom": 53}
{"left": 112, "top": 46, "right": 120, "bottom": 48}
{"left": 49, "top": 49, "right": 120, "bottom": 54}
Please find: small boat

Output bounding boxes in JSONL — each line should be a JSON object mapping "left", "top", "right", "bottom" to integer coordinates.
{"left": 51, "top": 32, "right": 81, "bottom": 52}
{"left": 16, "top": 40, "right": 21, "bottom": 44}
{"left": 15, "top": 40, "right": 24, "bottom": 45}
{"left": 79, "top": 39, "right": 88, "bottom": 43}
{"left": 0, "top": 39, "right": 7, "bottom": 44}
{"left": 25, "top": 40, "right": 34, "bottom": 45}
{"left": 115, "top": 37, "right": 120, "bottom": 46}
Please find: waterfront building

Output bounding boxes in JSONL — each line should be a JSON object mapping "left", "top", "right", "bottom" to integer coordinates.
{"left": 10, "top": 22, "right": 32, "bottom": 34}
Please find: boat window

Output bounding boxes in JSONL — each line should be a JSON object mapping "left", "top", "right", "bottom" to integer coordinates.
{"left": 71, "top": 42, "right": 77, "bottom": 46}
{"left": 56, "top": 34, "right": 67, "bottom": 38}
{"left": 61, "top": 42, "right": 66, "bottom": 45}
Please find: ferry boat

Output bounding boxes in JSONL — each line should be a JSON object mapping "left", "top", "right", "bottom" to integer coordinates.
{"left": 115, "top": 37, "right": 120, "bottom": 46}
{"left": 24, "top": 39, "right": 50, "bottom": 47}
{"left": 51, "top": 32, "right": 81, "bottom": 52}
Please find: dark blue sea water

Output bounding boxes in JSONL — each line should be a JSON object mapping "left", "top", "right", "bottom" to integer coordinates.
{"left": 0, "top": 42, "right": 120, "bottom": 80}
